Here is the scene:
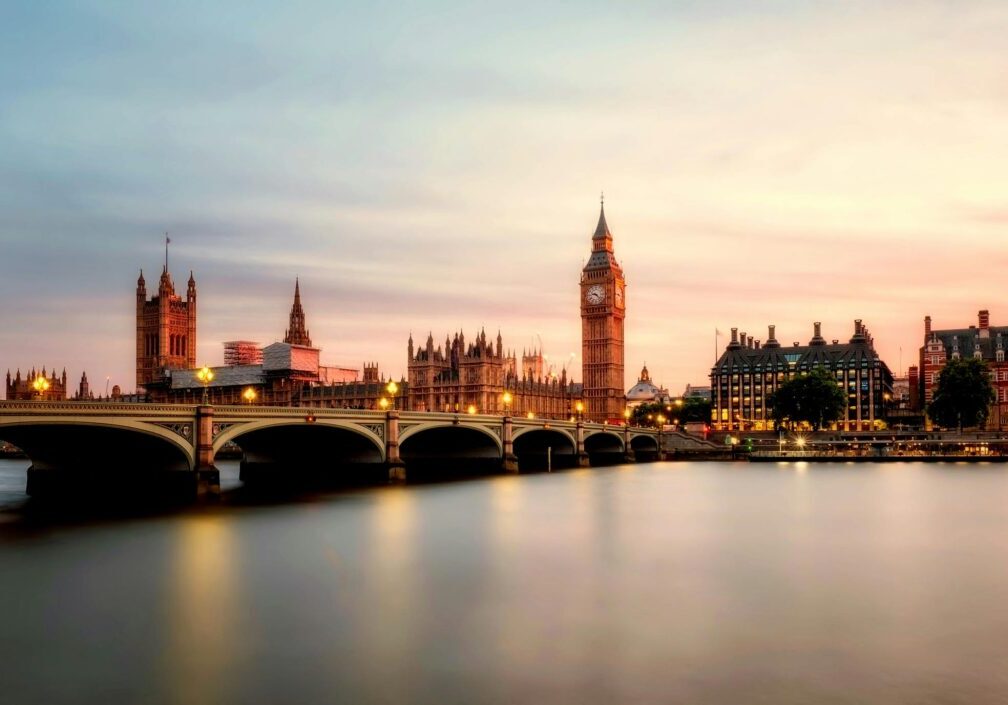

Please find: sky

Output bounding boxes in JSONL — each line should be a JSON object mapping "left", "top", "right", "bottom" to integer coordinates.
{"left": 2, "top": 0, "right": 1007, "bottom": 394}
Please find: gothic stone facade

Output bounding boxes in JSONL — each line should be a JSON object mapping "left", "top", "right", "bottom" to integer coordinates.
{"left": 407, "top": 330, "right": 580, "bottom": 419}
{"left": 5, "top": 367, "right": 68, "bottom": 401}
{"left": 136, "top": 266, "right": 196, "bottom": 391}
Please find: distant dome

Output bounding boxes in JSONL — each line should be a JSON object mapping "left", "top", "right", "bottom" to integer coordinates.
{"left": 626, "top": 379, "right": 663, "bottom": 402}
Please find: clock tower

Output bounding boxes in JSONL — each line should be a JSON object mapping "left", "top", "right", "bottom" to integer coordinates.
{"left": 580, "top": 198, "right": 626, "bottom": 422}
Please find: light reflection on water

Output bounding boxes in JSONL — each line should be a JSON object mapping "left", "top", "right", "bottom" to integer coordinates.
{"left": 3, "top": 460, "right": 1008, "bottom": 703}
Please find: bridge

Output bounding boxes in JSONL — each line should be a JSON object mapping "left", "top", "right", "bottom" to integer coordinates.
{"left": 0, "top": 401, "right": 716, "bottom": 498}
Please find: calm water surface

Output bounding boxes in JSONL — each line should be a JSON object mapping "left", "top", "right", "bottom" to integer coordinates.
{"left": 3, "top": 458, "right": 1008, "bottom": 704}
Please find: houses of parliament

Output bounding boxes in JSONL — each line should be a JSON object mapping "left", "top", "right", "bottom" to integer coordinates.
{"left": 122, "top": 203, "right": 629, "bottom": 420}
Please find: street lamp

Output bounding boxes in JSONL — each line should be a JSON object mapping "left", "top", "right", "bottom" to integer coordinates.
{"left": 467, "top": 404, "right": 477, "bottom": 415}
{"left": 379, "top": 397, "right": 390, "bottom": 411}
{"left": 502, "top": 390, "right": 513, "bottom": 415}
{"left": 623, "top": 408, "right": 631, "bottom": 426}
{"left": 32, "top": 375, "right": 50, "bottom": 401}
{"left": 196, "top": 366, "right": 214, "bottom": 405}
{"left": 243, "top": 387, "right": 256, "bottom": 405}
{"left": 575, "top": 400, "right": 584, "bottom": 422}
{"left": 526, "top": 410, "right": 535, "bottom": 419}
{"left": 386, "top": 380, "right": 399, "bottom": 409}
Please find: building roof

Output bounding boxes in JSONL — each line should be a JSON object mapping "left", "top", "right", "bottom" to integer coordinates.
{"left": 168, "top": 365, "right": 264, "bottom": 389}
{"left": 927, "top": 326, "right": 1008, "bottom": 361}
{"left": 713, "top": 322, "right": 890, "bottom": 375}
{"left": 593, "top": 202, "right": 612, "bottom": 240}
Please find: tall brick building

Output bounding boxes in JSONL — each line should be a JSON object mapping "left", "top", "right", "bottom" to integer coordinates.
{"left": 919, "top": 310, "right": 1008, "bottom": 429}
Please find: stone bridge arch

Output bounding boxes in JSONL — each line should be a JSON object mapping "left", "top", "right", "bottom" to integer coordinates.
{"left": 212, "top": 418, "right": 386, "bottom": 484}
{"left": 511, "top": 426, "right": 578, "bottom": 471}
{"left": 398, "top": 421, "right": 503, "bottom": 479}
{"left": 630, "top": 433, "right": 660, "bottom": 461}
{"left": 583, "top": 430, "right": 625, "bottom": 465}
{"left": 0, "top": 418, "right": 195, "bottom": 496}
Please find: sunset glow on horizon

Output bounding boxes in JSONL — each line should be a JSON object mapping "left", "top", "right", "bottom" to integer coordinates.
{"left": 2, "top": 1, "right": 1007, "bottom": 393}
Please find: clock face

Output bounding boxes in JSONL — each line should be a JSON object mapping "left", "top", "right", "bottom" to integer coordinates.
{"left": 615, "top": 285, "right": 624, "bottom": 307}
{"left": 585, "top": 285, "right": 605, "bottom": 305}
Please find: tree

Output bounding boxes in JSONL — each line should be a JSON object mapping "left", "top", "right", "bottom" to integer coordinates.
{"left": 628, "top": 398, "right": 710, "bottom": 429}
{"left": 767, "top": 367, "right": 846, "bottom": 431}
{"left": 927, "top": 357, "right": 995, "bottom": 431}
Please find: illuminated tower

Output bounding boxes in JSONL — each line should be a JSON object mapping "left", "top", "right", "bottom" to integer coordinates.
{"left": 580, "top": 198, "right": 626, "bottom": 421}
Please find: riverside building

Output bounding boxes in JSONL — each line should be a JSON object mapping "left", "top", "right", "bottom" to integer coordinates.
{"left": 919, "top": 310, "right": 1008, "bottom": 429}
{"left": 710, "top": 321, "right": 894, "bottom": 432}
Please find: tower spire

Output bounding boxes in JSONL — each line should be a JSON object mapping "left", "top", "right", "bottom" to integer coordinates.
{"left": 164, "top": 232, "right": 170, "bottom": 272}
{"left": 284, "top": 278, "right": 312, "bottom": 347}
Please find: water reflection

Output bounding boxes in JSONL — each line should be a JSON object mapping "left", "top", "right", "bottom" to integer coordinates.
{"left": 4, "top": 460, "right": 1008, "bottom": 702}
{"left": 162, "top": 515, "right": 240, "bottom": 705}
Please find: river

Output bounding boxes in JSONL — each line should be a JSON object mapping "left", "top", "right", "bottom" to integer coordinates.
{"left": 3, "top": 458, "right": 1008, "bottom": 704}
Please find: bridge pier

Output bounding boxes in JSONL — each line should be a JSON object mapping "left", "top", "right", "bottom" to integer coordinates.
{"left": 386, "top": 409, "right": 407, "bottom": 483}
{"left": 196, "top": 405, "right": 220, "bottom": 498}
{"left": 502, "top": 416, "right": 519, "bottom": 473}
{"left": 623, "top": 426, "right": 636, "bottom": 463}
{"left": 575, "top": 422, "right": 590, "bottom": 467}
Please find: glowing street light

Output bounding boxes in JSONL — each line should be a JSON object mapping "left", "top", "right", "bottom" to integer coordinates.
{"left": 386, "top": 380, "right": 399, "bottom": 409}
{"left": 379, "top": 397, "right": 390, "bottom": 411}
{"left": 243, "top": 387, "right": 256, "bottom": 405}
{"left": 467, "top": 404, "right": 477, "bottom": 415}
{"left": 196, "top": 366, "right": 214, "bottom": 405}
{"left": 575, "top": 400, "right": 584, "bottom": 422}
{"left": 526, "top": 411, "right": 535, "bottom": 419}
{"left": 502, "top": 391, "right": 513, "bottom": 415}
{"left": 31, "top": 375, "right": 50, "bottom": 401}
{"left": 623, "top": 408, "right": 631, "bottom": 426}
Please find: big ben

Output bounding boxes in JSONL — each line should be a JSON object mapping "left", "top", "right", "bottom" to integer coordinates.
{"left": 580, "top": 199, "right": 626, "bottom": 422}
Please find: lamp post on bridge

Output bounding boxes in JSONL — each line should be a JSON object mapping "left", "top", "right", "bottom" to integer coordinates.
{"left": 197, "top": 366, "right": 214, "bottom": 406}
{"left": 386, "top": 380, "right": 399, "bottom": 410}
{"left": 243, "top": 387, "right": 256, "bottom": 405}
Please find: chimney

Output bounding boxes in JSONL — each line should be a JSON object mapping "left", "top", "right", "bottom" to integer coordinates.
{"left": 814, "top": 322, "right": 822, "bottom": 338}
{"left": 924, "top": 315, "right": 932, "bottom": 337}
{"left": 755, "top": 340, "right": 761, "bottom": 349}
{"left": 980, "top": 310, "right": 990, "bottom": 330}
{"left": 731, "top": 328, "right": 738, "bottom": 344}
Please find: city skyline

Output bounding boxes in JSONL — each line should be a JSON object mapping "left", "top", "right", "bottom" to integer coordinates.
{"left": 3, "top": 2, "right": 1008, "bottom": 392}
